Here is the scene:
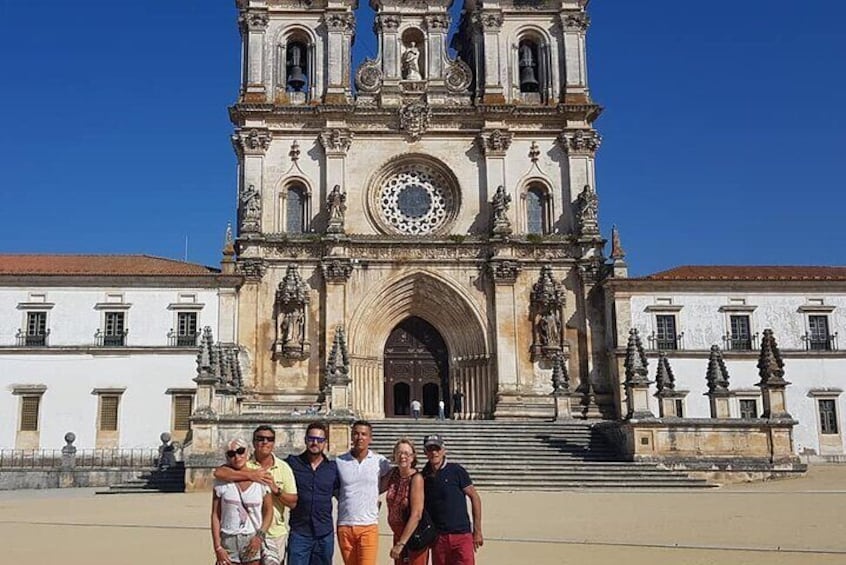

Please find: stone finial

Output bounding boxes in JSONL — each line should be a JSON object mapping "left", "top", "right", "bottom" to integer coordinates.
{"left": 624, "top": 328, "right": 649, "bottom": 385}
{"left": 326, "top": 325, "right": 350, "bottom": 386}
{"left": 551, "top": 354, "right": 570, "bottom": 395}
{"left": 196, "top": 326, "right": 215, "bottom": 375}
{"left": 529, "top": 141, "right": 540, "bottom": 164}
{"left": 705, "top": 345, "right": 730, "bottom": 394}
{"left": 289, "top": 140, "right": 300, "bottom": 163}
{"left": 654, "top": 352, "right": 675, "bottom": 393}
{"left": 757, "top": 329, "right": 786, "bottom": 386}
{"left": 610, "top": 225, "right": 626, "bottom": 261}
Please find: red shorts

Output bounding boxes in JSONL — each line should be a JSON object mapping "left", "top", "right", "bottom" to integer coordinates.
{"left": 431, "top": 533, "right": 475, "bottom": 565}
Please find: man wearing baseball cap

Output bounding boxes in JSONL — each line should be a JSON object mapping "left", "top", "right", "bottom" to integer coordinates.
{"left": 421, "top": 434, "right": 483, "bottom": 565}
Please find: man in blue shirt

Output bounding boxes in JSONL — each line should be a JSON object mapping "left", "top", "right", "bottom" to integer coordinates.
{"left": 422, "top": 434, "right": 483, "bottom": 565}
{"left": 285, "top": 422, "right": 340, "bottom": 565}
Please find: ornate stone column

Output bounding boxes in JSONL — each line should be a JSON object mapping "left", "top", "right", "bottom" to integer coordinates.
{"left": 232, "top": 128, "right": 271, "bottom": 235}
{"left": 473, "top": 10, "right": 505, "bottom": 104}
{"left": 624, "top": 328, "right": 653, "bottom": 418}
{"left": 559, "top": 130, "right": 601, "bottom": 232}
{"left": 758, "top": 329, "right": 792, "bottom": 419}
{"left": 487, "top": 258, "right": 521, "bottom": 398}
{"left": 705, "top": 345, "right": 731, "bottom": 418}
{"left": 559, "top": 11, "right": 590, "bottom": 101}
{"left": 323, "top": 11, "right": 356, "bottom": 103}
{"left": 425, "top": 13, "right": 450, "bottom": 82}
{"left": 319, "top": 128, "right": 353, "bottom": 219}
{"left": 478, "top": 129, "right": 512, "bottom": 221}
{"left": 238, "top": 7, "right": 269, "bottom": 102}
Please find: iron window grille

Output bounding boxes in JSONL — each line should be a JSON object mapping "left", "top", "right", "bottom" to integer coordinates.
{"left": 803, "top": 315, "right": 837, "bottom": 351}
{"left": 649, "top": 315, "right": 683, "bottom": 351}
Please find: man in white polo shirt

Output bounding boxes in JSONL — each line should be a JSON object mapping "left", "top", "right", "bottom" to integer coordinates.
{"left": 336, "top": 420, "right": 392, "bottom": 565}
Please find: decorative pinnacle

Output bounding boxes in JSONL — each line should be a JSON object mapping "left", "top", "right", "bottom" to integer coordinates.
{"left": 624, "top": 328, "right": 649, "bottom": 384}
{"left": 655, "top": 352, "right": 675, "bottom": 392}
{"left": 223, "top": 223, "right": 235, "bottom": 257}
{"left": 610, "top": 225, "right": 626, "bottom": 261}
{"left": 705, "top": 345, "right": 730, "bottom": 393}
{"left": 551, "top": 353, "right": 570, "bottom": 394}
{"left": 529, "top": 141, "right": 540, "bottom": 164}
{"left": 758, "top": 329, "right": 787, "bottom": 386}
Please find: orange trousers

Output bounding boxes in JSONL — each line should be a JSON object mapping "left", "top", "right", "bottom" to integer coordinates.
{"left": 337, "top": 524, "right": 380, "bottom": 565}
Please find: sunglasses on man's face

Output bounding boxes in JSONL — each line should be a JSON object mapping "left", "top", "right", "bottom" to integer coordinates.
{"left": 253, "top": 435, "right": 275, "bottom": 443}
{"left": 226, "top": 447, "right": 247, "bottom": 458}
{"left": 425, "top": 445, "right": 442, "bottom": 453}
{"left": 306, "top": 436, "right": 326, "bottom": 444}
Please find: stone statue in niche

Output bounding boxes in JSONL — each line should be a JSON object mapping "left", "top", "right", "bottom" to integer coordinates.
{"left": 274, "top": 265, "right": 310, "bottom": 360}
{"left": 531, "top": 265, "right": 567, "bottom": 360}
{"left": 539, "top": 312, "right": 561, "bottom": 347}
{"left": 280, "top": 308, "right": 305, "bottom": 347}
{"left": 326, "top": 184, "right": 346, "bottom": 234}
{"left": 402, "top": 41, "right": 422, "bottom": 80}
{"left": 576, "top": 184, "right": 599, "bottom": 235}
{"left": 241, "top": 184, "right": 261, "bottom": 233}
{"left": 491, "top": 185, "right": 513, "bottom": 237}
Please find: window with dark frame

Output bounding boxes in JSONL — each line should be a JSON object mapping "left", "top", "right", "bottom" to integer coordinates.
{"left": 739, "top": 399, "right": 758, "bottom": 419}
{"left": 99, "top": 396, "right": 120, "bottom": 432}
{"left": 729, "top": 315, "right": 752, "bottom": 351}
{"left": 25, "top": 311, "right": 48, "bottom": 346}
{"left": 674, "top": 399, "right": 684, "bottom": 418}
{"left": 808, "top": 315, "right": 832, "bottom": 351}
{"left": 819, "top": 399, "right": 838, "bottom": 434}
{"left": 655, "top": 315, "right": 678, "bottom": 350}
{"left": 286, "top": 185, "right": 306, "bottom": 234}
{"left": 173, "top": 395, "right": 193, "bottom": 431}
{"left": 104, "top": 312, "right": 126, "bottom": 346}
{"left": 176, "top": 312, "right": 198, "bottom": 347}
{"left": 526, "top": 186, "right": 547, "bottom": 234}
{"left": 20, "top": 396, "right": 40, "bottom": 432}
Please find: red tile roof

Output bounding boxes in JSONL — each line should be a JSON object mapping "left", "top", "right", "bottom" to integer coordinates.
{"left": 645, "top": 265, "right": 846, "bottom": 282}
{"left": 0, "top": 255, "right": 219, "bottom": 276}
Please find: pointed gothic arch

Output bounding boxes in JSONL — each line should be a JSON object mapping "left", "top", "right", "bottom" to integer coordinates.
{"left": 346, "top": 270, "right": 492, "bottom": 420}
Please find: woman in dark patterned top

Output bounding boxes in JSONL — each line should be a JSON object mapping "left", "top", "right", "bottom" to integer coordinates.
{"left": 381, "top": 438, "right": 428, "bottom": 565}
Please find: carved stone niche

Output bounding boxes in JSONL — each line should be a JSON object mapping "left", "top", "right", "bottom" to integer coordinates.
{"left": 274, "top": 265, "right": 311, "bottom": 360}
{"left": 530, "top": 265, "right": 568, "bottom": 360}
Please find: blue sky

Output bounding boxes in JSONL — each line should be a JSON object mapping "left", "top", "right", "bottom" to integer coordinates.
{"left": 0, "top": 1, "right": 843, "bottom": 276}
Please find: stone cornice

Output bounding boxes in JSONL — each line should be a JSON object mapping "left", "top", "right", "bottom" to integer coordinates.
{"left": 0, "top": 346, "right": 202, "bottom": 355}
{"left": 605, "top": 278, "right": 846, "bottom": 294}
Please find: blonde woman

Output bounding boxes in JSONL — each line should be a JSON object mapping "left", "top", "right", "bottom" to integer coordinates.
{"left": 211, "top": 438, "right": 275, "bottom": 565}
{"left": 381, "top": 438, "right": 428, "bottom": 565}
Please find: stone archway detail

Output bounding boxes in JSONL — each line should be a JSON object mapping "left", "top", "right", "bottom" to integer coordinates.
{"left": 347, "top": 271, "right": 492, "bottom": 419}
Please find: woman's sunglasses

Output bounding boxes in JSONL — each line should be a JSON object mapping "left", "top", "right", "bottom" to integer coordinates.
{"left": 225, "top": 447, "right": 247, "bottom": 458}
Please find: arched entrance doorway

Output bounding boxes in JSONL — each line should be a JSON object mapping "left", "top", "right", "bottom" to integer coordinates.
{"left": 384, "top": 317, "right": 449, "bottom": 418}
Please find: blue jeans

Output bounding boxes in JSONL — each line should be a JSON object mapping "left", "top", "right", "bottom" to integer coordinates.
{"left": 287, "top": 530, "right": 334, "bottom": 565}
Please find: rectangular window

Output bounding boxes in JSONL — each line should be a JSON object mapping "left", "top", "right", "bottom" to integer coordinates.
{"left": 819, "top": 399, "right": 838, "bottom": 434}
{"left": 104, "top": 312, "right": 126, "bottom": 346}
{"left": 729, "top": 315, "right": 752, "bottom": 351}
{"left": 20, "top": 396, "right": 40, "bottom": 432}
{"left": 99, "top": 396, "right": 120, "bottom": 432}
{"left": 674, "top": 399, "right": 684, "bottom": 418}
{"left": 173, "top": 395, "right": 193, "bottom": 431}
{"left": 176, "top": 312, "right": 198, "bottom": 347}
{"left": 739, "top": 399, "right": 758, "bottom": 419}
{"left": 808, "top": 315, "right": 831, "bottom": 351}
{"left": 655, "top": 315, "right": 678, "bottom": 351}
{"left": 25, "top": 311, "right": 48, "bottom": 346}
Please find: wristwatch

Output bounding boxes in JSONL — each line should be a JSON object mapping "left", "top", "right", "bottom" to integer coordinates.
{"left": 256, "top": 530, "right": 267, "bottom": 540}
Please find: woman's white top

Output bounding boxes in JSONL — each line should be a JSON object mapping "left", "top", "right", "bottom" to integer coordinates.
{"left": 214, "top": 480, "right": 268, "bottom": 535}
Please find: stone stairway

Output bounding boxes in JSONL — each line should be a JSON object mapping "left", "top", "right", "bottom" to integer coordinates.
{"left": 370, "top": 420, "right": 713, "bottom": 490}
{"left": 96, "top": 463, "right": 186, "bottom": 495}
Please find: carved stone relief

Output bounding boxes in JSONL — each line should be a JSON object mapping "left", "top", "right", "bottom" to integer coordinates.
{"left": 531, "top": 265, "right": 567, "bottom": 360}
{"left": 275, "top": 265, "right": 310, "bottom": 359}
{"left": 398, "top": 101, "right": 431, "bottom": 141}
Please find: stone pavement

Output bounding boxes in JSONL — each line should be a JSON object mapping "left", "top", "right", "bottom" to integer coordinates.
{"left": 1, "top": 466, "right": 845, "bottom": 565}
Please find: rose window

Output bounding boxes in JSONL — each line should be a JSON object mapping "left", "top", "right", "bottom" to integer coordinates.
{"left": 377, "top": 165, "right": 455, "bottom": 235}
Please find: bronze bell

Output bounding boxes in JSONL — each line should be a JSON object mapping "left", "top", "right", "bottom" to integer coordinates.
{"left": 519, "top": 44, "right": 539, "bottom": 92}
{"left": 287, "top": 44, "right": 307, "bottom": 92}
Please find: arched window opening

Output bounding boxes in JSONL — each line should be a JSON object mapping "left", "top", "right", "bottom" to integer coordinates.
{"left": 526, "top": 185, "right": 550, "bottom": 235}
{"left": 518, "top": 40, "right": 540, "bottom": 94}
{"left": 286, "top": 40, "right": 309, "bottom": 93}
{"left": 286, "top": 184, "right": 307, "bottom": 234}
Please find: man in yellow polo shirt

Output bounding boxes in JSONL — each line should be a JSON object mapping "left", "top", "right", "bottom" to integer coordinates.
{"left": 214, "top": 425, "right": 298, "bottom": 560}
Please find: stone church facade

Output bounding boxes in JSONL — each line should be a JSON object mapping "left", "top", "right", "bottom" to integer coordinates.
{"left": 226, "top": 0, "right": 608, "bottom": 422}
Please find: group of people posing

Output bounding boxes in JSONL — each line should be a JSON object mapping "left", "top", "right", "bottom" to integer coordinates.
{"left": 211, "top": 420, "right": 483, "bottom": 565}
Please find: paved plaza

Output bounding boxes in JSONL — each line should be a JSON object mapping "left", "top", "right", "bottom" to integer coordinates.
{"left": 1, "top": 465, "right": 845, "bottom": 565}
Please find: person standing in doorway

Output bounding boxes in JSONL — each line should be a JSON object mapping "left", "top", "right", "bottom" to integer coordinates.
{"left": 336, "top": 420, "right": 393, "bottom": 565}
{"left": 451, "top": 389, "right": 464, "bottom": 420}
{"left": 437, "top": 399, "right": 445, "bottom": 420}
{"left": 411, "top": 399, "right": 422, "bottom": 420}
{"left": 213, "top": 425, "right": 298, "bottom": 561}
{"left": 422, "top": 434, "right": 483, "bottom": 565}
{"left": 285, "top": 422, "right": 339, "bottom": 565}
